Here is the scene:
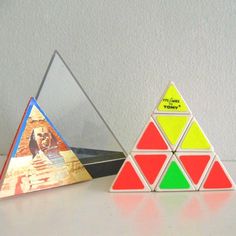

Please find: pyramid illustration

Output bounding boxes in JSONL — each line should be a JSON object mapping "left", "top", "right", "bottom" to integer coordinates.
{"left": 110, "top": 82, "right": 235, "bottom": 192}
{"left": 0, "top": 97, "right": 92, "bottom": 198}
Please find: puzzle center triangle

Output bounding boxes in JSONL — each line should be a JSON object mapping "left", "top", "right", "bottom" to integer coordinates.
{"left": 159, "top": 160, "right": 191, "bottom": 190}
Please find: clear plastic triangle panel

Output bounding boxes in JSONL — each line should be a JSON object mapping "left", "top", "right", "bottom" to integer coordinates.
{"left": 36, "top": 53, "right": 126, "bottom": 178}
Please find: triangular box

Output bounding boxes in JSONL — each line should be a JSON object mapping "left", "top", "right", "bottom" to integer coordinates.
{"left": 0, "top": 98, "right": 92, "bottom": 198}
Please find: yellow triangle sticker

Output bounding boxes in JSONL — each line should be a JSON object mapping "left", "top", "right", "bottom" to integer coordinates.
{"left": 179, "top": 120, "right": 211, "bottom": 150}
{"left": 157, "top": 83, "right": 190, "bottom": 113}
{"left": 155, "top": 115, "right": 191, "bottom": 148}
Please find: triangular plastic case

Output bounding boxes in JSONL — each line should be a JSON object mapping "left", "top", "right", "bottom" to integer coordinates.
{"left": 36, "top": 52, "right": 126, "bottom": 178}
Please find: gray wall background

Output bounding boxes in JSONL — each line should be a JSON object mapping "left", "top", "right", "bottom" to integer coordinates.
{"left": 0, "top": 1, "right": 236, "bottom": 160}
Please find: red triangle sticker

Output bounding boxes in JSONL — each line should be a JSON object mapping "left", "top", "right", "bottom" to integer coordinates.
{"left": 179, "top": 155, "right": 211, "bottom": 185}
{"left": 112, "top": 161, "right": 146, "bottom": 190}
{"left": 136, "top": 121, "right": 169, "bottom": 150}
{"left": 203, "top": 161, "right": 232, "bottom": 189}
{"left": 134, "top": 154, "right": 167, "bottom": 185}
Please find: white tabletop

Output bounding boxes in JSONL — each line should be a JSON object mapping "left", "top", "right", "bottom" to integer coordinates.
{"left": 0, "top": 161, "right": 235, "bottom": 236}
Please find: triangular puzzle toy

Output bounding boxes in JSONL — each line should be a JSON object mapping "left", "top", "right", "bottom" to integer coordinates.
{"left": 0, "top": 97, "right": 92, "bottom": 198}
{"left": 110, "top": 82, "right": 235, "bottom": 192}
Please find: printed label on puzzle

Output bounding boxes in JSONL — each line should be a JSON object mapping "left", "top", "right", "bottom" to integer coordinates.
{"left": 157, "top": 84, "right": 190, "bottom": 113}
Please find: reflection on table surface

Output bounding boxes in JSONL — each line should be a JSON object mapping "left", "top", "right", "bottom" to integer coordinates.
{"left": 111, "top": 191, "right": 234, "bottom": 235}
{"left": 0, "top": 170, "right": 235, "bottom": 236}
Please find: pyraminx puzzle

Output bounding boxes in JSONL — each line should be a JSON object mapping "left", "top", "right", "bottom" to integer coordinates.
{"left": 110, "top": 82, "right": 235, "bottom": 192}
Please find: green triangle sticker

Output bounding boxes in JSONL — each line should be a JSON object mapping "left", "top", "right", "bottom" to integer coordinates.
{"left": 157, "top": 83, "right": 190, "bottom": 113}
{"left": 180, "top": 120, "right": 211, "bottom": 150}
{"left": 159, "top": 160, "right": 191, "bottom": 189}
{"left": 156, "top": 115, "right": 190, "bottom": 147}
